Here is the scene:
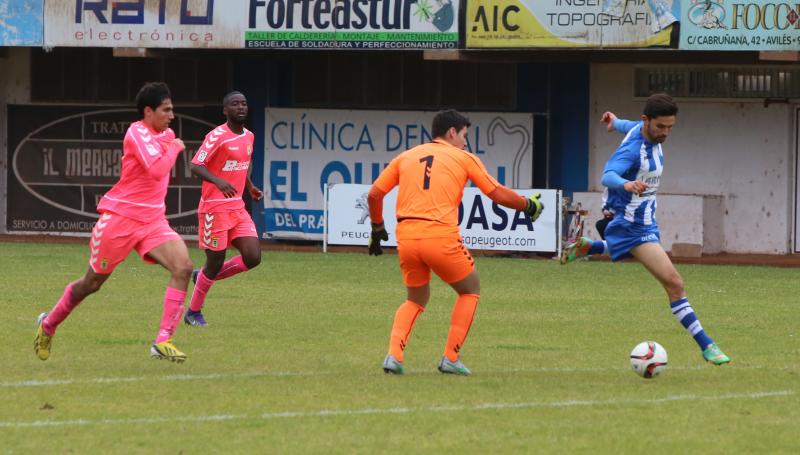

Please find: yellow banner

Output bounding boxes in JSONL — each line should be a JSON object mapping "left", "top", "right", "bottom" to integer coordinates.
{"left": 466, "top": 0, "right": 672, "bottom": 48}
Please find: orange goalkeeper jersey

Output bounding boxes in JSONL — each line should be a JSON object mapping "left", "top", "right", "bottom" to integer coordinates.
{"left": 372, "top": 139, "right": 500, "bottom": 240}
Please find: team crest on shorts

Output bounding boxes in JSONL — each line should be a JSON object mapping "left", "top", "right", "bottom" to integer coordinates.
{"left": 211, "top": 237, "right": 219, "bottom": 248}
{"left": 101, "top": 258, "right": 108, "bottom": 270}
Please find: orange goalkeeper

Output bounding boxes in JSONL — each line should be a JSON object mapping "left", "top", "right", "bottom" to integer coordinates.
{"left": 368, "top": 109, "right": 544, "bottom": 376}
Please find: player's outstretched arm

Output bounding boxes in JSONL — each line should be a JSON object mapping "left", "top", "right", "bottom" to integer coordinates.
{"left": 486, "top": 186, "right": 544, "bottom": 222}
{"left": 190, "top": 163, "right": 237, "bottom": 197}
{"left": 602, "top": 111, "right": 638, "bottom": 134}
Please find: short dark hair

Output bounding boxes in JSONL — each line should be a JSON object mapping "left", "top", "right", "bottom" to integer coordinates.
{"left": 432, "top": 109, "right": 471, "bottom": 138}
{"left": 643, "top": 93, "right": 678, "bottom": 119}
{"left": 223, "top": 91, "right": 245, "bottom": 106}
{"left": 135, "top": 82, "right": 171, "bottom": 117}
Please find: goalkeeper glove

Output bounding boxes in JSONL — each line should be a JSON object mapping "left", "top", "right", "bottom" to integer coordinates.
{"left": 524, "top": 193, "right": 544, "bottom": 222}
{"left": 368, "top": 222, "right": 389, "bottom": 256}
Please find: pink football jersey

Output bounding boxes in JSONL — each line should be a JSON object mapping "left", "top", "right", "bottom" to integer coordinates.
{"left": 97, "top": 121, "right": 183, "bottom": 222}
{"left": 192, "top": 123, "right": 255, "bottom": 213}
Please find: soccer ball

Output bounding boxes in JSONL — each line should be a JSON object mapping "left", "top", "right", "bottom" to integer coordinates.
{"left": 630, "top": 341, "right": 668, "bottom": 378}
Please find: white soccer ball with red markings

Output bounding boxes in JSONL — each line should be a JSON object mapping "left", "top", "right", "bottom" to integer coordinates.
{"left": 630, "top": 341, "right": 668, "bottom": 378}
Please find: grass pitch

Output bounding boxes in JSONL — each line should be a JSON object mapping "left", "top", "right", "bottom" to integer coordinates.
{"left": 1, "top": 242, "right": 798, "bottom": 453}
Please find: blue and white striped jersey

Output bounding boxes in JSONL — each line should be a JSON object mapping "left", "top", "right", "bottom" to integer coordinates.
{"left": 602, "top": 119, "right": 663, "bottom": 226}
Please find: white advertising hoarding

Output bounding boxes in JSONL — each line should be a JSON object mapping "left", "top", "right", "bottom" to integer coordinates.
{"left": 44, "top": 0, "right": 459, "bottom": 49}
{"left": 326, "top": 184, "right": 560, "bottom": 252}
{"left": 264, "top": 108, "right": 534, "bottom": 240}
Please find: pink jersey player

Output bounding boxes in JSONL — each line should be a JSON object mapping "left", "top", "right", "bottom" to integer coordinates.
{"left": 185, "top": 91, "right": 264, "bottom": 327}
{"left": 193, "top": 124, "right": 255, "bottom": 214}
{"left": 35, "top": 82, "right": 194, "bottom": 364}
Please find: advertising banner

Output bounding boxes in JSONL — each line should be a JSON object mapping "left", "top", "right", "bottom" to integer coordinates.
{"left": 466, "top": 0, "right": 676, "bottom": 48}
{"left": 6, "top": 105, "right": 219, "bottom": 236}
{"left": 326, "top": 184, "right": 560, "bottom": 252}
{"left": 680, "top": 0, "right": 800, "bottom": 50}
{"left": 44, "top": 0, "right": 458, "bottom": 49}
{"left": 264, "top": 108, "right": 534, "bottom": 240}
{"left": 0, "top": 0, "right": 43, "bottom": 46}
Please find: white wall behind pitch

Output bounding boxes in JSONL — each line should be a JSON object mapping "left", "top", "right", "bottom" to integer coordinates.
{"left": 589, "top": 64, "right": 794, "bottom": 254}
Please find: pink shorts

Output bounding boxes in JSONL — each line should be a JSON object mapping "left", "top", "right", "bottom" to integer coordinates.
{"left": 198, "top": 209, "right": 257, "bottom": 251}
{"left": 89, "top": 212, "right": 181, "bottom": 273}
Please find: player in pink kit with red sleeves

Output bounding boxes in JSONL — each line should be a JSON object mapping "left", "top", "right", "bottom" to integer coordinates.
{"left": 34, "top": 82, "right": 194, "bottom": 363}
{"left": 184, "top": 91, "right": 263, "bottom": 327}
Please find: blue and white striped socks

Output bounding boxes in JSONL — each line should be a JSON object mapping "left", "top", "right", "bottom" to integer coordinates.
{"left": 587, "top": 239, "right": 608, "bottom": 255}
{"left": 670, "top": 297, "right": 713, "bottom": 349}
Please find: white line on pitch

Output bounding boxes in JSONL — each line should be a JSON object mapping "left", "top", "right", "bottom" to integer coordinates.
{"left": 1, "top": 364, "right": 794, "bottom": 388}
{"left": 0, "top": 390, "right": 793, "bottom": 428}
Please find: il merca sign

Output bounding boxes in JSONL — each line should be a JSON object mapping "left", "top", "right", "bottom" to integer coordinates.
{"left": 6, "top": 105, "right": 217, "bottom": 236}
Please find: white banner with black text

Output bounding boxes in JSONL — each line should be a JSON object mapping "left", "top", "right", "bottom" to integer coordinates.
{"left": 326, "top": 184, "right": 560, "bottom": 252}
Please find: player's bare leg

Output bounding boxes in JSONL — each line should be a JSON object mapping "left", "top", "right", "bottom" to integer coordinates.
{"left": 632, "top": 243, "right": 730, "bottom": 365}
{"left": 35, "top": 268, "right": 110, "bottom": 360}
{"left": 187, "top": 236, "right": 260, "bottom": 326}
{"left": 146, "top": 239, "right": 192, "bottom": 362}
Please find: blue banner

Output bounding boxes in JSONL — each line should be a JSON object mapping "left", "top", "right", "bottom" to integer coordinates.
{"left": 0, "top": 0, "right": 43, "bottom": 46}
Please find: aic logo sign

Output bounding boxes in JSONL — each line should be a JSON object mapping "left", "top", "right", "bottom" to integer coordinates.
{"left": 74, "top": 0, "right": 214, "bottom": 25}
{"left": 688, "top": 0, "right": 800, "bottom": 30}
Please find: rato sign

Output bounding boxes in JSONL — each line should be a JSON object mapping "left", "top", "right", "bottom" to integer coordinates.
{"left": 6, "top": 105, "right": 217, "bottom": 236}
{"left": 44, "top": 0, "right": 459, "bottom": 49}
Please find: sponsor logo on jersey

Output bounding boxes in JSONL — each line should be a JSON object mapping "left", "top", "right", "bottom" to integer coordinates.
{"left": 146, "top": 144, "right": 160, "bottom": 156}
{"left": 222, "top": 160, "right": 250, "bottom": 171}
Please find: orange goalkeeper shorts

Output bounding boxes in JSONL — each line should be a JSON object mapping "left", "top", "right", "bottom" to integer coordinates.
{"left": 396, "top": 236, "right": 475, "bottom": 287}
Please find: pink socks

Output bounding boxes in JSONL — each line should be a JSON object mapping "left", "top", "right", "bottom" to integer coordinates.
{"left": 42, "top": 284, "right": 82, "bottom": 336}
{"left": 155, "top": 287, "right": 186, "bottom": 343}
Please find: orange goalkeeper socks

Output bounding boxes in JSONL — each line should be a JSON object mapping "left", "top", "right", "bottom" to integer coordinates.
{"left": 388, "top": 300, "right": 424, "bottom": 362}
{"left": 444, "top": 294, "right": 480, "bottom": 362}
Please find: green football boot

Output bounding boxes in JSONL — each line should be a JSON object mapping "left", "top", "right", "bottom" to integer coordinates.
{"left": 703, "top": 343, "right": 730, "bottom": 365}
{"left": 560, "top": 237, "right": 592, "bottom": 264}
{"left": 437, "top": 356, "right": 471, "bottom": 376}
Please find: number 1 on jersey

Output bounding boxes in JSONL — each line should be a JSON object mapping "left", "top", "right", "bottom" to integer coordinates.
{"left": 420, "top": 155, "right": 434, "bottom": 190}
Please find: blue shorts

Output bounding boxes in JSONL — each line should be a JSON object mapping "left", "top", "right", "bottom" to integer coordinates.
{"left": 604, "top": 217, "right": 660, "bottom": 262}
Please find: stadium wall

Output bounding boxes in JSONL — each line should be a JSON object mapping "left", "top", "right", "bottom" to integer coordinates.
{"left": 0, "top": 48, "right": 33, "bottom": 234}
{"left": 587, "top": 63, "right": 795, "bottom": 254}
